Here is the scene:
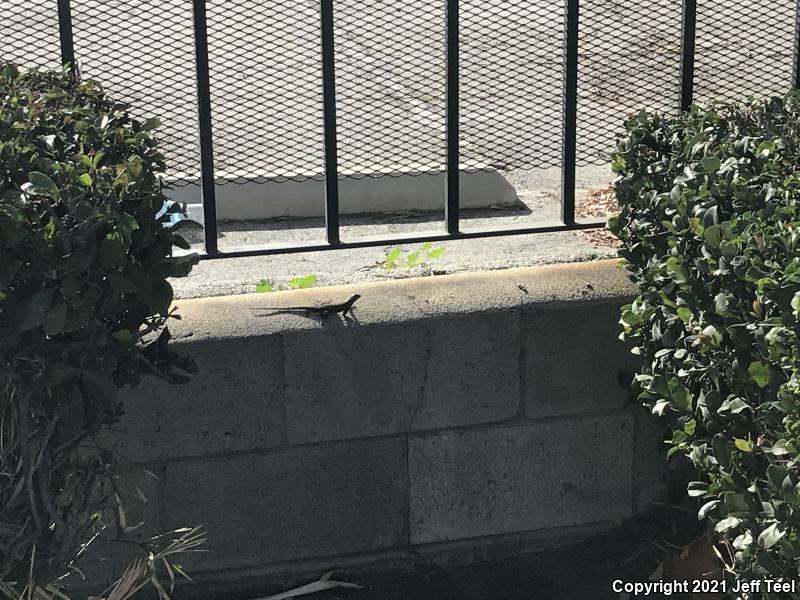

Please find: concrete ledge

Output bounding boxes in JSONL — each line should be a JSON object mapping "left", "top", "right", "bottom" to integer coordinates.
{"left": 165, "top": 259, "right": 636, "bottom": 340}
{"left": 94, "top": 260, "right": 667, "bottom": 592}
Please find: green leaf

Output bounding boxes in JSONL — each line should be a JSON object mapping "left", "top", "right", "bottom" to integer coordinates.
{"left": 287, "top": 274, "right": 317, "bottom": 289}
{"left": 43, "top": 302, "right": 68, "bottom": 336}
{"left": 747, "top": 361, "right": 772, "bottom": 388}
{"left": 676, "top": 306, "right": 693, "bottom": 324}
{"left": 126, "top": 155, "right": 143, "bottom": 180}
{"left": 28, "top": 171, "right": 61, "bottom": 198}
{"left": 768, "top": 439, "right": 790, "bottom": 456}
{"left": 767, "top": 465, "right": 790, "bottom": 489}
{"left": 427, "top": 246, "right": 446, "bottom": 260}
{"left": 142, "top": 117, "right": 161, "bottom": 131}
{"left": 704, "top": 225, "right": 722, "bottom": 248}
{"left": 163, "top": 253, "right": 199, "bottom": 278}
{"left": 757, "top": 523, "right": 785, "bottom": 549}
{"left": 714, "top": 516, "right": 741, "bottom": 533}
{"left": 110, "top": 275, "right": 137, "bottom": 293}
{"left": 687, "top": 481, "right": 708, "bottom": 497}
{"left": 698, "top": 500, "right": 719, "bottom": 520}
{"left": 384, "top": 248, "right": 402, "bottom": 264}
{"left": 701, "top": 156, "right": 721, "bottom": 173}
{"left": 670, "top": 382, "right": 693, "bottom": 412}
{"left": 152, "top": 280, "right": 174, "bottom": 314}
{"left": 792, "top": 291, "right": 800, "bottom": 314}
{"left": 666, "top": 257, "right": 688, "bottom": 282}
{"left": 255, "top": 280, "right": 275, "bottom": 293}
{"left": 712, "top": 434, "right": 732, "bottom": 469}
{"left": 734, "top": 438, "right": 754, "bottom": 453}
{"left": 719, "top": 397, "right": 750, "bottom": 414}
{"left": 17, "top": 289, "right": 55, "bottom": 330}
{"left": 713, "top": 292, "right": 728, "bottom": 314}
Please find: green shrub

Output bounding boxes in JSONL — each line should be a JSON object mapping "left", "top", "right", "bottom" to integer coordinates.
{"left": 0, "top": 63, "right": 199, "bottom": 595}
{"left": 610, "top": 91, "right": 800, "bottom": 591}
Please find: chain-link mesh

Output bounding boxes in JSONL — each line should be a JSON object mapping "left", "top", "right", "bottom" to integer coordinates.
{"left": 335, "top": 0, "right": 444, "bottom": 178}
{"left": 2, "top": 1, "right": 799, "bottom": 185}
{"left": 0, "top": 1, "right": 61, "bottom": 70}
{"left": 70, "top": 1, "right": 200, "bottom": 185}
{"left": 577, "top": 0, "right": 682, "bottom": 166}
{"left": 461, "top": 0, "right": 564, "bottom": 173}
{"left": 694, "top": 0, "right": 796, "bottom": 103}
{"left": 207, "top": 0, "right": 324, "bottom": 184}
{"left": 0, "top": 1, "right": 200, "bottom": 185}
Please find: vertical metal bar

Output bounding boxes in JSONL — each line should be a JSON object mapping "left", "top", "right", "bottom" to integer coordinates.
{"left": 192, "top": 0, "right": 219, "bottom": 256}
{"left": 56, "top": 0, "right": 76, "bottom": 77}
{"left": 561, "top": 0, "right": 579, "bottom": 226}
{"left": 679, "top": 0, "right": 697, "bottom": 112}
{"left": 445, "top": 0, "right": 460, "bottom": 235}
{"left": 320, "top": 0, "right": 340, "bottom": 245}
{"left": 793, "top": 0, "right": 800, "bottom": 89}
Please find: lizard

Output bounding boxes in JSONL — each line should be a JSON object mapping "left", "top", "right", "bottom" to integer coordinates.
{"left": 254, "top": 293, "right": 361, "bottom": 319}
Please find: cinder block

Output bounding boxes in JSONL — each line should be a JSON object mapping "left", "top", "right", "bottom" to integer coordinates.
{"left": 284, "top": 323, "right": 428, "bottom": 443}
{"left": 160, "top": 438, "right": 407, "bottom": 571}
{"left": 285, "top": 314, "right": 521, "bottom": 444}
{"left": 103, "top": 336, "right": 284, "bottom": 463}
{"left": 523, "top": 302, "right": 637, "bottom": 419}
{"left": 416, "top": 313, "right": 520, "bottom": 429}
{"left": 408, "top": 415, "right": 634, "bottom": 544}
{"left": 633, "top": 407, "right": 669, "bottom": 513}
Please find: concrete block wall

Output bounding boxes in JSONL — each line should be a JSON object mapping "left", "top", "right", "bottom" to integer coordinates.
{"left": 92, "top": 260, "right": 668, "bottom": 594}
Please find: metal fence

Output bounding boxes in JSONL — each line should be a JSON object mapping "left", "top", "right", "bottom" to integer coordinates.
{"left": 1, "top": 0, "right": 799, "bottom": 258}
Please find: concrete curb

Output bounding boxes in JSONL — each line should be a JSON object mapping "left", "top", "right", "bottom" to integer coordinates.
{"left": 167, "top": 258, "right": 636, "bottom": 340}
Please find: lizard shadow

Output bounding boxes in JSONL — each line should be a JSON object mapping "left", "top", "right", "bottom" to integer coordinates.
{"left": 254, "top": 309, "right": 360, "bottom": 327}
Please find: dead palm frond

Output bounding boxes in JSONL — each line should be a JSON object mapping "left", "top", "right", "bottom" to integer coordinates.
{"left": 0, "top": 526, "right": 206, "bottom": 600}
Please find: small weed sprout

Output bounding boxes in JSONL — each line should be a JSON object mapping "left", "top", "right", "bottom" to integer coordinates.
{"left": 380, "top": 243, "right": 446, "bottom": 269}
{"left": 256, "top": 274, "right": 318, "bottom": 293}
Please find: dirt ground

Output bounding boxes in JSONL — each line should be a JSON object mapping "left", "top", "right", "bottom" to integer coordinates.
{"left": 196, "top": 499, "right": 707, "bottom": 600}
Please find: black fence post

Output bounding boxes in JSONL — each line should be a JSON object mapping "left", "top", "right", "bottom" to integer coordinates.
{"left": 561, "top": 0, "right": 579, "bottom": 226}
{"left": 679, "top": 0, "right": 697, "bottom": 112}
{"left": 192, "top": 0, "right": 219, "bottom": 256}
{"left": 445, "top": 0, "right": 460, "bottom": 235}
{"left": 794, "top": 0, "right": 800, "bottom": 89}
{"left": 56, "top": 0, "right": 76, "bottom": 77}
{"left": 320, "top": 0, "right": 341, "bottom": 245}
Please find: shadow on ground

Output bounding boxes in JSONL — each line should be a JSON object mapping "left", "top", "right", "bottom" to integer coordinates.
{"left": 193, "top": 501, "right": 705, "bottom": 600}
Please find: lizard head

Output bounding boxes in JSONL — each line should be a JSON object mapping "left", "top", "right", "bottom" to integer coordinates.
{"left": 350, "top": 294, "right": 362, "bottom": 302}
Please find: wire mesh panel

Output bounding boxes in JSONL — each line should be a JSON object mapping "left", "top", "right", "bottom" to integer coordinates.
{"left": 206, "top": 0, "right": 324, "bottom": 183}
{"left": 3, "top": 0, "right": 800, "bottom": 256}
{"left": 69, "top": 1, "right": 200, "bottom": 184}
{"left": 0, "top": 1, "right": 62, "bottom": 70}
{"left": 576, "top": 0, "right": 682, "bottom": 166}
{"left": 694, "top": 0, "right": 797, "bottom": 103}
{"left": 460, "top": 0, "right": 564, "bottom": 173}
{"left": 334, "top": 0, "right": 445, "bottom": 178}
